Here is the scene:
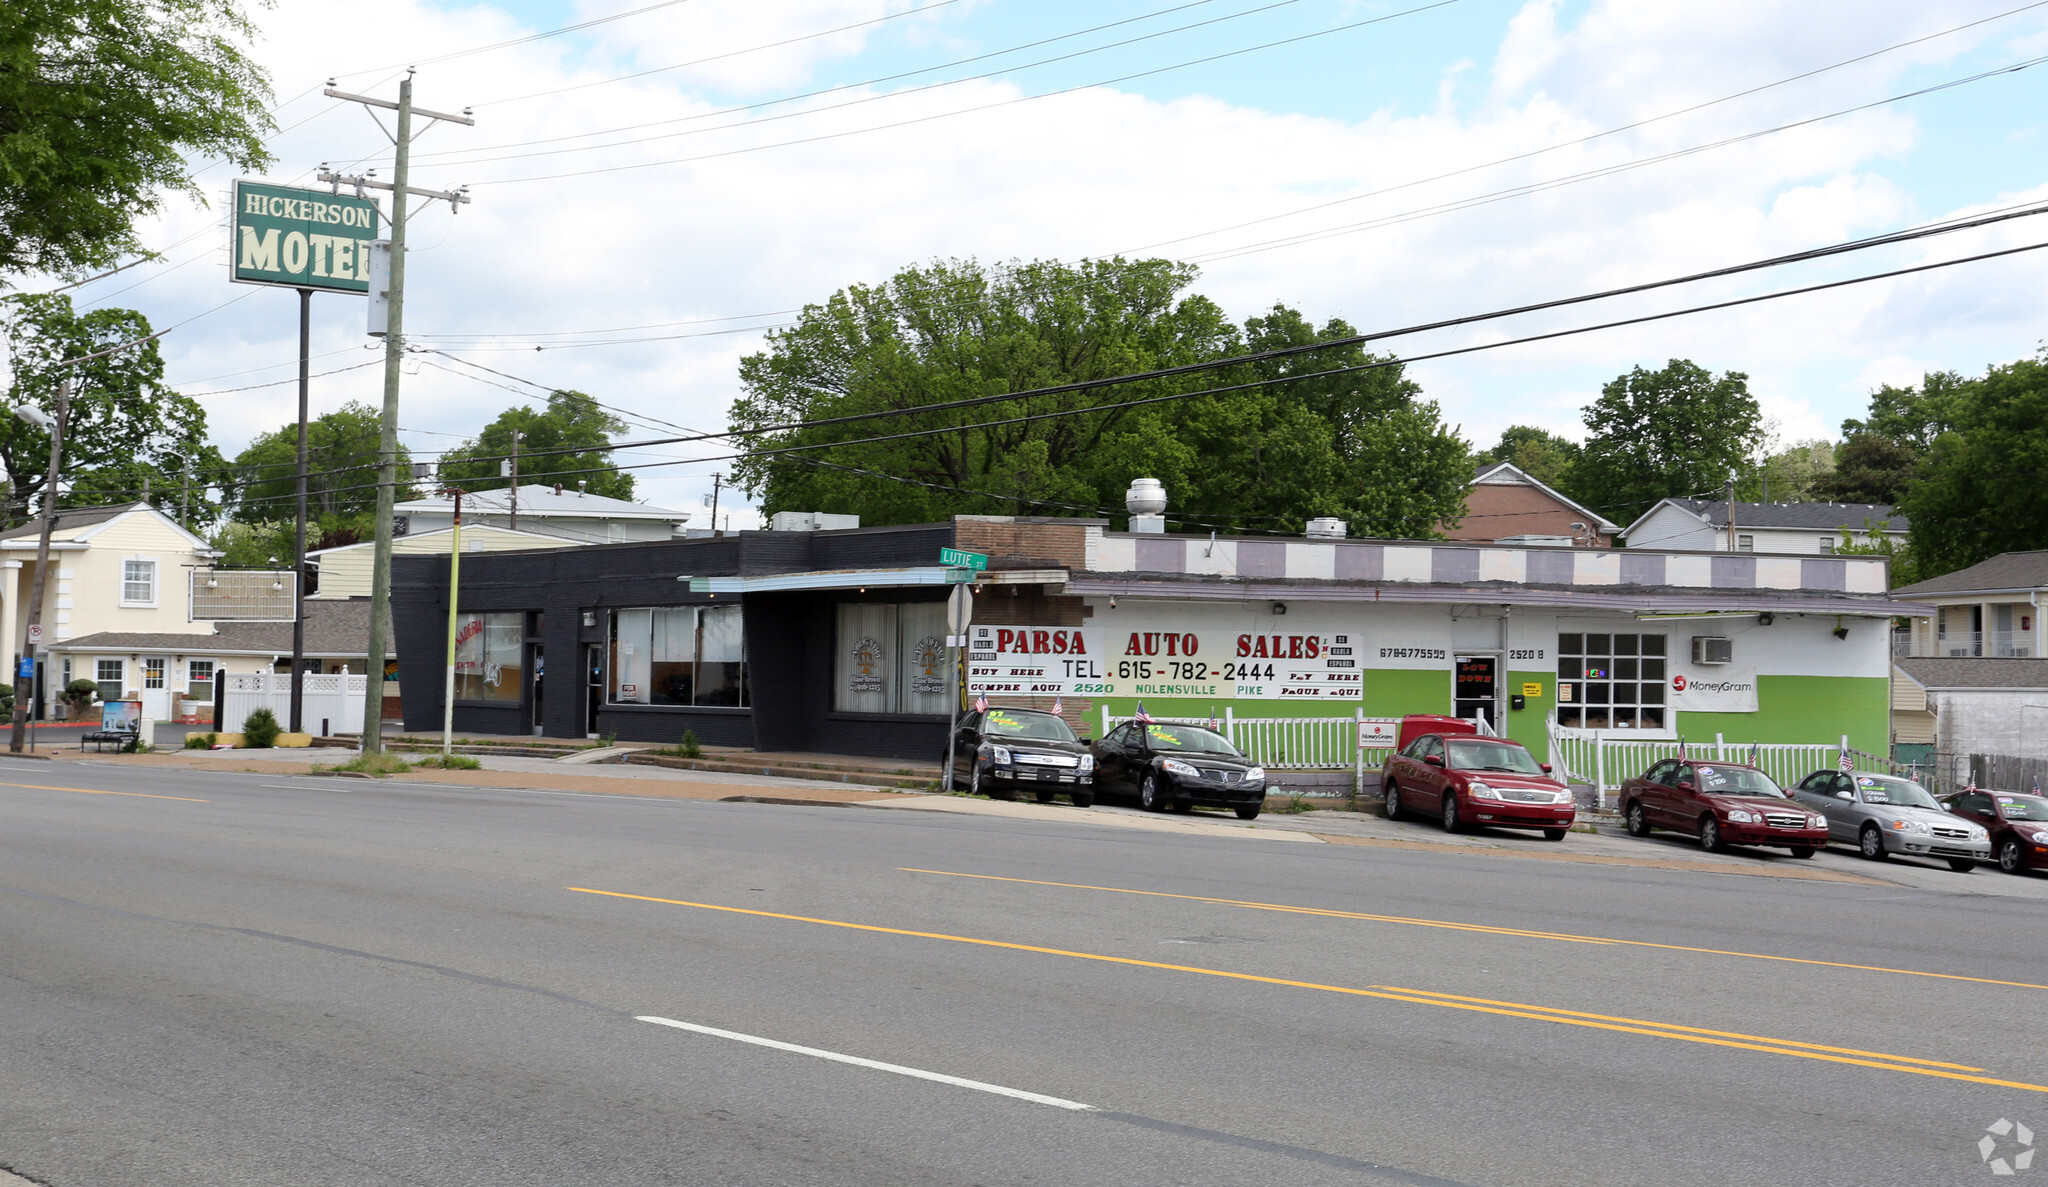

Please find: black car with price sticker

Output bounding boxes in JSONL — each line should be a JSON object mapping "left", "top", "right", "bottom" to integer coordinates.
{"left": 944, "top": 707, "right": 1095, "bottom": 806}
{"left": 1091, "top": 720, "right": 1267, "bottom": 819}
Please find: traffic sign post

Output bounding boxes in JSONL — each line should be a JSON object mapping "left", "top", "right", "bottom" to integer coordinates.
{"left": 942, "top": 582, "right": 974, "bottom": 791}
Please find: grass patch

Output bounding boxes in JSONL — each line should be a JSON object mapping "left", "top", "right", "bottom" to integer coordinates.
{"left": 1277, "top": 794, "right": 1315, "bottom": 814}
{"left": 319, "top": 751, "right": 415, "bottom": 777}
{"left": 412, "top": 754, "right": 483, "bottom": 770}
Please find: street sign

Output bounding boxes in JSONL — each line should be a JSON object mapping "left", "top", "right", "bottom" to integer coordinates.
{"left": 939, "top": 547, "right": 988, "bottom": 571}
{"left": 17, "top": 656, "right": 34, "bottom": 680}
{"left": 25, "top": 623, "right": 41, "bottom": 647}
{"left": 231, "top": 179, "right": 382, "bottom": 294}
{"left": 947, "top": 584, "right": 974, "bottom": 636}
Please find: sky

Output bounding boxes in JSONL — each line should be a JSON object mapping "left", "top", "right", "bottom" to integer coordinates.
{"left": 25, "top": 0, "right": 2048, "bottom": 529}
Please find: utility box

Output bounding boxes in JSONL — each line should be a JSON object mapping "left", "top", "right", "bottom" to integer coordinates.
{"left": 1691, "top": 636, "right": 1734, "bottom": 665}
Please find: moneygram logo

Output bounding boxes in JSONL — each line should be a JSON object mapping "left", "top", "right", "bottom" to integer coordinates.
{"left": 1980, "top": 1118, "right": 2035, "bottom": 1175}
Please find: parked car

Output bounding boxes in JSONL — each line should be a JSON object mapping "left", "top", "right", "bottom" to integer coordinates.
{"left": 1382, "top": 733, "right": 1575, "bottom": 840}
{"left": 1790, "top": 770, "right": 1988, "bottom": 871}
{"left": 1091, "top": 720, "right": 1266, "bottom": 819}
{"left": 1619, "top": 760, "right": 1828, "bottom": 856}
{"left": 945, "top": 707, "right": 1094, "bottom": 806}
{"left": 1937, "top": 789, "right": 2048, "bottom": 875}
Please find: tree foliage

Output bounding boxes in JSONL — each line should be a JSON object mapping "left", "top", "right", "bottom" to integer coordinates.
{"left": 1573, "top": 359, "right": 1765, "bottom": 521}
{"left": 226, "top": 400, "right": 413, "bottom": 549}
{"left": 1, "top": 0, "right": 275, "bottom": 281}
{"left": 1898, "top": 356, "right": 2048, "bottom": 577}
{"left": 436, "top": 389, "right": 634, "bottom": 500}
{"left": 1478, "top": 425, "right": 1580, "bottom": 489}
{"left": 1, "top": 293, "right": 215, "bottom": 526}
{"left": 1735, "top": 439, "right": 1835, "bottom": 504}
{"left": 727, "top": 257, "right": 1467, "bottom": 537}
{"left": 1812, "top": 432, "right": 1916, "bottom": 505}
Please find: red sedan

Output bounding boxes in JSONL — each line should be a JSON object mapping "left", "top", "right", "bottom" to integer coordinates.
{"left": 1382, "top": 734, "right": 1576, "bottom": 840}
{"left": 1939, "top": 789, "right": 2048, "bottom": 875}
{"left": 1619, "top": 760, "right": 1828, "bottom": 857}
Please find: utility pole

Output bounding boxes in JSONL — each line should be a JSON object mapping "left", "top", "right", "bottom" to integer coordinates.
{"left": 441, "top": 488, "right": 464, "bottom": 760}
{"left": 508, "top": 427, "right": 520, "bottom": 531}
{"left": 323, "top": 73, "right": 473, "bottom": 753}
{"left": 1724, "top": 474, "right": 1738, "bottom": 552}
{"left": 290, "top": 285, "right": 312, "bottom": 734}
{"left": 708, "top": 473, "right": 723, "bottom": 537}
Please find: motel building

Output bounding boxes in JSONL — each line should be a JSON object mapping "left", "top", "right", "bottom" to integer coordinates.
{"left": 391, "top": 490, "right": 1915, "bottom": 785}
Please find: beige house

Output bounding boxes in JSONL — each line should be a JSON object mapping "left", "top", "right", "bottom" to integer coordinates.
{"left": 308, "top": 525, "right": 568, "bottom": 600}
{"left": 1891, "top": 550, "right": 2046, "bottom": 658}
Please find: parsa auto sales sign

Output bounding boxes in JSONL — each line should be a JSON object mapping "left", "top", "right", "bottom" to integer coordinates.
{"left": 966, "top": 625, "right": 1361, "bottom": 700}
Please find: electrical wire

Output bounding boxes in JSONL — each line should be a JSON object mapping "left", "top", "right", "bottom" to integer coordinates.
{"left": 333, "top": 0, "right": 699, "bottom": 78}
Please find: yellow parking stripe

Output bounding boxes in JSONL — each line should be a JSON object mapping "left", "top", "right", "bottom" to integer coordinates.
{"left": 569, "top": 886, "right": 2047, "bottom": 1096}
{"left": 900, "top": 868, "right": 2048, "bottom": 992}
{"left": 0, "top": 779, "right": 208, "bottom": 803}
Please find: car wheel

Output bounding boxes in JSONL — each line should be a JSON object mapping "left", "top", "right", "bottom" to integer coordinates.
{"left": 2000, "top": 838, "right": 2025, "bottom": 874}
{"left": 1947, "top": 858, "right": 1976, "bottom": 873}
{"left": 1384, "top": 783, "right": 1403, "bottom": 821}
{"left": 1625, "top": 802, "right": 1650, "bottom": 837}
{"left": 1070, "top": 792, "right": 1094, "bottom": 808}
{"left": 1858, "top": 824, "right": 1887, "bottom": 861}
{"left": 1140, "top": 772, "right": 1164, "bottom": 812}
{"left": 1441, "top": 795, "right": 1461, "bottom": 833}
{"left": 1235, "top": 806, "right": 1260, "bottom": 820}
{"left": 975, "top": 765, "right": 1009, "bottom": 801}
{"left": 1698, "top": 816, "right": 1723, "bottom": 852}
{"left": 1542, "top": 828, "right": 1568, "bottom": 842}
{"left": 1788, "top": 846, "right": 1816, "bottom": 859}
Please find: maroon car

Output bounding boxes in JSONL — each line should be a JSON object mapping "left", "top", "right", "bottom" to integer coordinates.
{"left": 1382, "top": 734, "right": 1576, "bottom": 840}
{"left": 1939, "top": 789, "right": 2048, "bottom": 875}
{"left": 1620, "top": 760, "right": 1828, "bottom": 857}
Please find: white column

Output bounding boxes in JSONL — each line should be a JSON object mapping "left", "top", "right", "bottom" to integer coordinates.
{"left": 0, "top": 560, "right": 19, "bottom": 690}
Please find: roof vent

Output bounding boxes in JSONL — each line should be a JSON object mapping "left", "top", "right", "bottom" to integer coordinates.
{"left": 1305, "top": 517, "right": 1346, "bottom": 540}
{"left": 1126, "top": 478, "right": 1166, "bottom": 534}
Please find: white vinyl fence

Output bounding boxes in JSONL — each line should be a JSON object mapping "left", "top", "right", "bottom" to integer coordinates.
{"left": 221, "top": 673, "right": 367, "bottom": 736}
{"left": 1544, "top": 721, "right": 1890, "bottom": 806}
{"left": 1098, "top": 706, "right": 1404, "bottom": 771}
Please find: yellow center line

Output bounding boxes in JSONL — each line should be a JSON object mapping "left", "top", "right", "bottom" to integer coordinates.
{"left": 568, "top": 886, "right": 2046, "bottom": 1096}
{"left": 0, "top": 779, "right": 208, "bottom": 803}
{"left": 899, "top": 867, "right": 2048, "bottom": 992}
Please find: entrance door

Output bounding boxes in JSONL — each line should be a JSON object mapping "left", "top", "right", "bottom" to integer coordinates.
{"left": 1453, "top": 655, "right": 1499, "bottom": 732}
{"left": 584, "top": 644, "right": 604, "bottom": 738}
{"left": 140, "top": 656, "right": 172, "bottom": 721}
{"left": 530, "top": 644, "right": 546, "bottom": 736}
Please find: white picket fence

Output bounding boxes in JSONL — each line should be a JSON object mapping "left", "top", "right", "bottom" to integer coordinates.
{"left": 1544, "top": 721, "right": 1886, "bottom": 806}
{"left": 222, "top": 673, "right": 367, "bottom": 736}
{"left": 1098, "top": 706, "right": 1403, "bottom": 771}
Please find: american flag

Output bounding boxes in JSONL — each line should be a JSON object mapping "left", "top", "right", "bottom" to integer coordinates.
{"left": 1050, "top": 696, "right": 1063, "bottom": 716}
{"left": 1678, "top": 737, "right": 1688, "bottom": 761}
{"left": 1134, "top": 701, "right": 1153, "bottom": 723}
{"left": 1207, "top": 707, "right": 1219, "bottom": 731}
{"left": 1748, "top": 741, "right": 1760, "bottom": 766}
{"left": 1837, "top": 749, "right": 1853, "bottom": 773}
{"left": 1966, "top": 778, "right": 1978, "bottom": 794}
{"left": 973, "top": 692, "right": 988, "bottom": 713}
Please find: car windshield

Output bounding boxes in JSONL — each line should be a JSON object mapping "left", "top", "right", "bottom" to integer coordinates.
{"left": 980, "top": 710, "right": 1075, "bottom": 742}
{"left": 1853, "top": 775, "right": 1939, "bottom": 809}
{"left": 1447, "top": 739, "right": 1544, "bottom": 774}
{"left": 1142, "top": 723, "right": 1242, "bottom": 755}
{"left": 1995, "top": 794, "right": 2048, "bottom": 821}
{"left": 1693, "top": 765, "right": 1784, "bottom": 798}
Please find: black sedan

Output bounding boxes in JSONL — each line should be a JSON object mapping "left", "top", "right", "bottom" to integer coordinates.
{"left": 945, "top": 707, "right": 1095, "bottom": 806}
{"left": 1092, "top": 720, "right": 1266, "bottom": 819}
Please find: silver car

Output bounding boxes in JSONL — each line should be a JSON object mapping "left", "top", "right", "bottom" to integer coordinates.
{"left": 1791, "top": 771, "right": 1991, "bottom": 871}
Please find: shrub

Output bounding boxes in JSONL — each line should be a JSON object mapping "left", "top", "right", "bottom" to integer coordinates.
{"left": 184, "top": 732, "right": 214, "bottom": 750}
{"left": 412, "top": 754, "right": 481, "bottom": 770}
{"left": 328, "top": 751, "right": 413, "bottom": 776}
{"left": 60, "top": 678, "right": 99, "bottom": 720}
{"left": 678, "top": 729, "right": 702, "bottom": 759}
{"left": 241, "top": 707, "right": 281, "bottom": 749}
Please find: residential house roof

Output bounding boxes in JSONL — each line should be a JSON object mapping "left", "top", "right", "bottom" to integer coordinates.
{"left": 0, "top": 502, "right": 215, "bottom": 553}
{"left": 49, "top": 599, "right": 393, "bottom": 658}
{"left": 395, "top": 484, "right": 691, "bottom": 523}
{"left": 1893, "top": 551, "right": 2048, "bottom": 598}
{"left": 1894, "top": 656, "right": 2048, "bottom": 690}
{"left": 0, "top": 503, "right": 132, "bottom": 542}
{"left": 1469, "top": 461, "right": 1620, "bottom": 533}
{"left": 1620, "top": 498, "right": 1907, "bottom": 540}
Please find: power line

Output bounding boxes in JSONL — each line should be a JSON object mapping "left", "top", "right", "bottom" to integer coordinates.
{"left": 334, "top": 0, "right": 699, "bottom": 78}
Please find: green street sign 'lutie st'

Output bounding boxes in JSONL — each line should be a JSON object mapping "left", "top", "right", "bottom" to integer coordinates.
{"left": 231, "top": 180, "right": 383, "bottom": 295}
{"left": 939, "top": 547, "right": 988, "bottom": 571}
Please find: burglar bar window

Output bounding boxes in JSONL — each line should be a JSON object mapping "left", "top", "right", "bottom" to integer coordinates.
{"left": 1555, "top": 633, "right": 1666, "bottom": 730}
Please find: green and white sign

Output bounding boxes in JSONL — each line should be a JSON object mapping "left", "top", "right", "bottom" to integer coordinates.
{"left": 231, "top": 180, "right": 382, "bottom": 294}
{"left": 939, "top": 547, "right": 988, "bottom": 571}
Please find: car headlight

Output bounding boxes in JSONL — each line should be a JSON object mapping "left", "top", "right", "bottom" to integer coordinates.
{"left": 989, "top": 745, "right": 1011, "bottom": 767}
{"left": 1243, "top": 766, "right": 1265, "bottom": 783}
{"left": 1076, "top": 754, "right": 1094, "bottom": 773}
{"left": 1466, "top": 781, "right": 1497, "bottom": 799}
{"left": 1969, "top": 827, "right": 1989, "bottom": 840}
{"left": 1887, "top": 819, "right": 1930, "bottom": 835}
{"left": 1727, "top": 809, "right": 1758, "bottom": 824}
{"left": 1556, "top": 790, "right": 1577, "bottom": 805}
{"left": 1160, "top": 758, "right": 1199, "bottom": 779}
{"left": 2029, "top": 829, "right": 2048, "bottom": 844}
{"left": 1809, "top": 815, "right": 1827, "bottom": 829}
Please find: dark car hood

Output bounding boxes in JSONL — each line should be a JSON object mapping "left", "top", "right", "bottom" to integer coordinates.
{"left": 988, "top": 735, "right": 1088, "bottom": 757}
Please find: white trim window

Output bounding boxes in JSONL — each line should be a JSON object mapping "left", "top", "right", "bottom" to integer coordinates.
{"left": 121, "top": 559, "right": 157, "bottom": 606}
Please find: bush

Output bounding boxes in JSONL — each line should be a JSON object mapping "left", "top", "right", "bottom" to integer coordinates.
{"left": 184, "top": 732, "right": 214, "bottom": 750}
{"left": 241, "top": 707, "right": 281, "bottom": 749}
{"left": 678, "top": 729, "right": 702, "bottom": 759}
{"left": 61, "top": 678, "right": 99, "bottom": 719}
{"left": 412, "top": 754, "right": 481, "bottom": 770}
{"left": 325, "top": 751, "right": 413, "bottom": 776}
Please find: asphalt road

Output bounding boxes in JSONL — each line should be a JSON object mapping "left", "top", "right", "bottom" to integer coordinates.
{"left": 1, "top": 761, "right": 2043, "bottom": 1186}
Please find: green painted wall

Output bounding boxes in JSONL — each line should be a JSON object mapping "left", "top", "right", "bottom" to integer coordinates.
{"left": 1674, "top": 675, "right": 1889, "bottom": 756}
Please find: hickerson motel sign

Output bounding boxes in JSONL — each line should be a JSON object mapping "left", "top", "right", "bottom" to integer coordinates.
{"left": 231, "top": 180, "right": 382, "bottom": 294}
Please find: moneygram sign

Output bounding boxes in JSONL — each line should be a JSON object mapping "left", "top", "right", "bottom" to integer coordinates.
{"left": 231, "top": 180, "right": 381, "bottom": 294}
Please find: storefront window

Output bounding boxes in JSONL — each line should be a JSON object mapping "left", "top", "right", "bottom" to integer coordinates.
{"left": 1555, "top": 632, "right": 1665, "bottom": 729}
{"left": 454, "top": 611, "right": 525, "bottom": 702}
{"left": 609, "top": 606, "right": 748, "bottom": 707}
{"left": 835, "top": 602, "right": 951, "bottom": 716}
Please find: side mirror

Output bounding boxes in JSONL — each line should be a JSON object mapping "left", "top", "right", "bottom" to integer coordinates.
{"left": 1676, "top": 781, "right": 1696, "bottom": 793}
{"left": 1540, "top": 763, "right": 1553, "bottom": 774}
{"left": 1836, "top": 791, "right": 1854, "bottom": 801}
{"left": 1423, "top": 754, "right": 1445, "bottom": 768}
{"left": 1079, "top": 738, "right": 1093, "bottom": 746}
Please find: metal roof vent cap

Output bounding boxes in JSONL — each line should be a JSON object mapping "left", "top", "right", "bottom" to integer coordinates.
{"left": 1305, "top": 517, "right": 1347, "bottom": 540}
{"left": 1125, "top": 478, "right": 1167, "bottom": 534}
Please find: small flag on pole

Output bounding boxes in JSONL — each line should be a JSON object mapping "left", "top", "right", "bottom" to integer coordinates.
{"left": 1678, "top": 737, "right": 1688, "bottom": 761}
{"left": 1838, "top": 749, "right": 1853, "bottom": 773}
{"left": 1966, "top": 778, "right": 1977, "bottom": 794}
{"left": 1050, "top": 696, "right": 1063, "bottom": 716}
{"left": 1207, "top": 706, "right": 1219, "bottom": 731}
{"left": 1748, "top": 741, "right": 1760, "bottom": 766}
{"left": 1134, "top": 700, "right": 1153, "bottom": 723}
{"left": 973, "top": 692, "right": 988, "bottom": 713}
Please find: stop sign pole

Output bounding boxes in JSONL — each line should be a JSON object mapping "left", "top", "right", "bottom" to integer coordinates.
{"left": 942, "top": 580, "right": 973, "bottom": 790}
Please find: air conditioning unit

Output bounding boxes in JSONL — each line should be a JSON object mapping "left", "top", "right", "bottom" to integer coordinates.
{"left": 1691, "top": 636, "right": 1733, "bottom": 665}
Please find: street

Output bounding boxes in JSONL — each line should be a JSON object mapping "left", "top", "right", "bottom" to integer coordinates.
{"left": 2, "top": 762, "right": 2043, "bottom": 1186}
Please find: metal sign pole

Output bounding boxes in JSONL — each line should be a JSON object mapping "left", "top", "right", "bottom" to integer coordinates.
{"left": 289, "top": 286, "right": 311, "bottom": 733}
{"left": 943, "top": 582, "right": 972, "bottom": 791}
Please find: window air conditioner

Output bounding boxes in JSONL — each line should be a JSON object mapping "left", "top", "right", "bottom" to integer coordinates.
{"left": 1691, "top": 636, "right": 1733, "bottom": 665}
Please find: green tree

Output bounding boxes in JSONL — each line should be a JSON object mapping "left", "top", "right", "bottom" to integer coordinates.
{"left": 1573, "top": 359, "right": 1765, "bottom": 520}
{"left": 1479, "top": 425, "right": 1580, "bottom": 489}
{"left": 1, "top": 293, "right": 212, "bottom": 526}
{"left": 1, "top": 0, "right": 274, "bottom": 281}
{"left": 1736, "top": 439, "right": 1835, "bottom": 503}
{"left": 226, "top": 400, "right": 413, "bottom": 549}
{"left": 435, "top": 389, "right": 634, "bottom": 500}
{"left": 1812, "top": 432, "right": 1917, "bottom": 504}
{"left": 1898, "top": 357, "right": 2048, "bottom": 577}
{"left": 728, "top": 257, "right": 1466, "bottom": 536}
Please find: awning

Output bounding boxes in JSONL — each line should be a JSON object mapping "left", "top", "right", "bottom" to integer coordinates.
{"left": 688, "top": 566, "right": 975, "bottom": 594}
